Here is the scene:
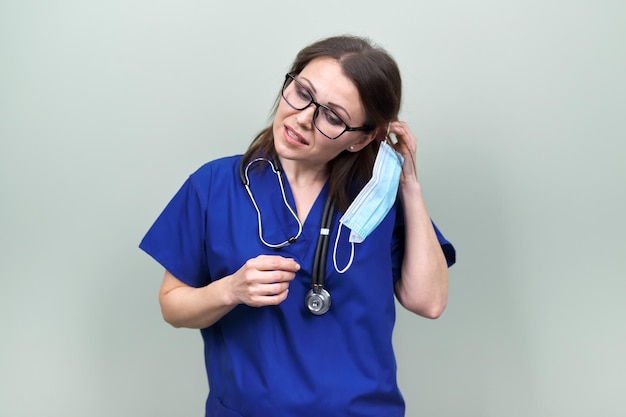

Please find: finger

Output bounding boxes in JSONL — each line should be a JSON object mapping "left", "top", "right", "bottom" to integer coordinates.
{"left": 257, "top": 269, "right": 297, "bottom": 286}
{"left": 255, "top": 289, "right": 290, "bottom": 306}
{"left": 389, "top": 122, "right": 415, "bottom": 142}
{"left": 246, "top": 283, "right": 290, "bottom": 306}
{"left": 236, "top": 276, "right": 291, "bottom": 306}
{"left": 265, "top": 281, "right": 291, "bottom": 296}
{"left": 388, "top": 122, "right": 417, "bottom": 155}
{"left": 253, "top": 255, "right": 301, "bottom": 272}
{"left": 247, "top": 269, "right": 296, "bottom": 286}
{"left": 387, "top": 122, "right": 419, "bottom": 180}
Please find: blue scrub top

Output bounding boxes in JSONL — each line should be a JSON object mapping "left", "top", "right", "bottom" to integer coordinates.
{"left": 140, "top": 155, "right": 455, "bottom": 417}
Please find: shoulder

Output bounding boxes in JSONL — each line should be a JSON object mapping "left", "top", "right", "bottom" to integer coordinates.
{"left": 188, "top": 155, "right": 242, "bottom": 187}
{"left": 182, "top": 155, "right": 244, "bottom": 209}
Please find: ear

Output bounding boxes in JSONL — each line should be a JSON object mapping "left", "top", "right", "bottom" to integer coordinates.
{"left": 346, "top": 128, "right": 380, "bottom": 152}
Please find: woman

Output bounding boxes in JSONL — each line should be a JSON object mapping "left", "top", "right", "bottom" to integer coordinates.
{"left": 140, "top": 35, "right": 455, "bottom": 417}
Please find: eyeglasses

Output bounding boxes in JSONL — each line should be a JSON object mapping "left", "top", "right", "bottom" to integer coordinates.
{"left": 281, "top": 73, "right": 374, "bottom": 140}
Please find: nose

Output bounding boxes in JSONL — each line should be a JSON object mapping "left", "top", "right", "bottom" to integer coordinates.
{"left": 295, "top": 104, "right": 317, "bottom": 129}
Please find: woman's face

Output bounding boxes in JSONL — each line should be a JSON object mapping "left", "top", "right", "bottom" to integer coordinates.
{"left": 273, "top": 57, "right": 374, "bottom": 169}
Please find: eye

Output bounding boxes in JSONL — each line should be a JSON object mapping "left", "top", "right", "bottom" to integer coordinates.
{"left": 295, "top": 84, "right": 312, "bottom": 101}
{"left": 320, "top": 107, "right": 344, "bottom": 126}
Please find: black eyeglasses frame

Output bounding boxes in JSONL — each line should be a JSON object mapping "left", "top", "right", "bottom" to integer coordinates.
{"left": 281, "top": 73, "right": 374, "bottom": 140}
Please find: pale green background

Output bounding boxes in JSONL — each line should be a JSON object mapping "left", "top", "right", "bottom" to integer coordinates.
{"left": 1, "top": 1, "right": 625, "bottom": 416}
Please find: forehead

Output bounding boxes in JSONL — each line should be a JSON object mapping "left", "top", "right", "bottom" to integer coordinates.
{"left": 297, "top": 57, "right": 365, "bottom": 121}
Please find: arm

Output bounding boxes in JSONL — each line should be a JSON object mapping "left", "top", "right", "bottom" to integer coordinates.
{"left": 159, "top": 255, "right": 300, "bottom": 329}
{"left": 389, "top": 121, "right": 449, "bottom": 319}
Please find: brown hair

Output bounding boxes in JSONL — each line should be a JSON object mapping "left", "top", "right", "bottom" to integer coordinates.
{"left": 242, "top": 35, "right": 402, "bottom": 212}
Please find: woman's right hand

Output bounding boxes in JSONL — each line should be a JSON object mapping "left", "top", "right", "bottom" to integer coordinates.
{"left": 159, "top": 255, "right": 299, "bottom": 329}
{"left": 226, "top": 255, "right": 300, "bottom": 307}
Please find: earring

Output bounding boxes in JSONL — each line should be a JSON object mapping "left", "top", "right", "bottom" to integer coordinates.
{"left": 349, "top": 145, "right": 355, "bottom": 151}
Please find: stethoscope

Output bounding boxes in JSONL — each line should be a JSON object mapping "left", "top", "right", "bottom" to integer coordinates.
{"left": 239, "top": 157, "right": 334, "bottom": 315}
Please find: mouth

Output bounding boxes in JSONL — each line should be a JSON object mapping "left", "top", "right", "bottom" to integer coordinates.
{"left": 285, "top": 126, "right": 309, "bottom": 146}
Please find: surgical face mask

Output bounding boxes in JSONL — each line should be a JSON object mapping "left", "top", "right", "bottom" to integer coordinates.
{"left": 332, "top": 140, "right": 404, "bottom": 272}
{"left": 340, "top": 140, "right": 404, "bottom": 243}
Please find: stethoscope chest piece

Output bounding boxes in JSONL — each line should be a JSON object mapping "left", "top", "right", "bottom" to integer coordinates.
{"left": 305, "top": 288, "right": 331, "bottom": 315}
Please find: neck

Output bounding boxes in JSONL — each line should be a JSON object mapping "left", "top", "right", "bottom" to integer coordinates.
{"left": 278, "top": 157, "right": 329, "bottom": 188}
{"left": 277, "top": 157, "right": 329, "bottom": 223}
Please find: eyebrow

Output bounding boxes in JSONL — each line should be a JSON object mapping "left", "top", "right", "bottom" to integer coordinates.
{"left": 299, "top": 76, "right": 353, "bottom": 121}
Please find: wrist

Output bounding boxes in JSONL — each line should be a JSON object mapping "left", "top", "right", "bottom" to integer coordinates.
{"left": 399, "top": 179, "right": 423, "bottom": 199}
{"left": 213, "top": 275, "right": 239, "bottom": 307}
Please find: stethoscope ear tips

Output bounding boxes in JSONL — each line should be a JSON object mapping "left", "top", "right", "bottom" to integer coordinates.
{"left": 385, "top": 122, "right": 398, "bottom": 145}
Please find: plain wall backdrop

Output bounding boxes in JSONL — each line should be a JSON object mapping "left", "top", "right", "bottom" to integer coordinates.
{"left": 1, "top": 1, "right": 625, "bottom": 416}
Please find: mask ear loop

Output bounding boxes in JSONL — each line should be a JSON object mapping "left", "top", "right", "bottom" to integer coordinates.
{"left": 333, "top": 222, "right": 355, "bottom": 274}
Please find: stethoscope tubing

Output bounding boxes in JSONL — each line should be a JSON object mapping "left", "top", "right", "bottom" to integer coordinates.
{"left": 240, "top": 157, "right": 302, "bottom": 248}
{"left": 311, "top": 196, "right": 334, "bottom": 292}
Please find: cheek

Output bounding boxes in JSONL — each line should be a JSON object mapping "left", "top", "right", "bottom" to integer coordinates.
{"left": 272, "top": 105, "right": 288, "bottom": 130}
{"left": 321, "top": 140, "right": 350, "bottom": 159}
{"left": 274, "top": 99, "right": 293, "bottom": 120}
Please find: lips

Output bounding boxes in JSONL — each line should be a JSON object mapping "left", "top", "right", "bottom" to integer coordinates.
{"left": 285, "top": 126, "right": 309, "bottom": 146}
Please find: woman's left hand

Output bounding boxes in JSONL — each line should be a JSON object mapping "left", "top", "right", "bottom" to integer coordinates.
{"left": 386, "top": 121, "right": 418, "bottom": 184}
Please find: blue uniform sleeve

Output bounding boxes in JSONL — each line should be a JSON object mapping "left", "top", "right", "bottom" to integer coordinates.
{"left": 391, "top": 203, "right": 456, "bottom": 282}
{"left": 432, "top": 221, "right": 456, "bottom": 267}
{"left": 139, "top": 177, "right": 210, "bottom": 288}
